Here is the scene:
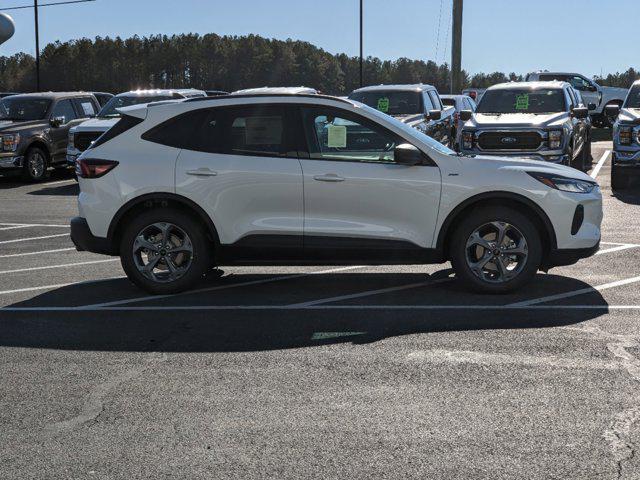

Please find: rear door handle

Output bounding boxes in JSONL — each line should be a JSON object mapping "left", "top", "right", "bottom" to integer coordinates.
{"left": 313, "top": 174, "right": 345, "bottom": 182}
{"left": 186, "top": 168, "right": 218, "bottom": 177}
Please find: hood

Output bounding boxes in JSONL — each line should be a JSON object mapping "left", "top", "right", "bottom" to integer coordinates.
{"left": 0, "top": 119, "right": 48, "bottom": 133}
{"left": 70, "top": 117, "right": 119, "bottom": 134}
{"left": 618, "top": 108, "right": 640, "bottom": 124}
{"left": 465, "top": 112, "right": 568, "bottom": 130}
{"left": 461, "top": 153, "right": 595, "bottom": 182}
{"left": 391, "top": 113, "right": 425, "bottom": 126}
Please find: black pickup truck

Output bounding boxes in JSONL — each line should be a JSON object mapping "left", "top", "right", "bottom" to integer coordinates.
{"left": 348, "top": 84, "right": 455, "bottom": 147}
{"left": 0, "top": 92, "right": 100, "bottom": 181}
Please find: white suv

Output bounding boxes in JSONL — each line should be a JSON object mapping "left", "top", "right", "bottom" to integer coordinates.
{"left": 70, "top": 93, "right": 602, "bottom": 294}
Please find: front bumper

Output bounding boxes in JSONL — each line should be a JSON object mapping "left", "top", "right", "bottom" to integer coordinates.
{"left": 612, "top": 150, "right": 640, "bottom": 172}
{"left": 0, "top": 154, "right": 24, "bottom": 170}
{"left": 545, "top": 241, "right": 600, "bottom": 268}
{"left": 70, "top": 217, "right": 117, "bottom": 256}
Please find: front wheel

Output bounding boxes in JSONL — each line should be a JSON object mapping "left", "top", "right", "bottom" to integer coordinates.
{"left": 22, "top": 147, "right": 49, "bottom": 182}
{"left": 450, "top": 207, "right": 543, "bottom": 294}
{"left": 120, "top": 209, "right": 212, "bottom": 294}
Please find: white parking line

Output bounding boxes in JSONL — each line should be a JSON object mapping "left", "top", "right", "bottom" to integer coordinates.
{"left": 0, "top": 222, "right": 70, "bottom": 228}
{"left": 0, "top": 277, "right": 125, "bottom": 296}
{"left": 597, "top": 244, "right": 640, "bottom": 255}
{"left": 0, "top": 233, "right": 70, "bottom": 244}
{"left": 40, "top": 179, "right": 76, "bottom": 186}
{"left": 0, "top": 247, "right": 76, "bottom": 258}
{"left": 76, "top": 265, "right": 366, "bottom": 309}
{"left": 0, "top": 259, "right": 118, "bottom": 275}
{"left": 590, "top": 149, "right": 610, "bottom": 179}
{"left": 509, "top": 274, "right": 640, "bottom": 307}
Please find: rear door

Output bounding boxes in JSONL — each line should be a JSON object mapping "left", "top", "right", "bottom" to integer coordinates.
{"left": 297, "top": 105, "right": 441, "bottom": 257}
{"left": 173, "top": 104, "right": 304, "bottom": 254}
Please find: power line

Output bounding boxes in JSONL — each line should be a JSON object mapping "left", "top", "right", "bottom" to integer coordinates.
{"left": 0, "top": 0, "right": 95, "bottom": 11}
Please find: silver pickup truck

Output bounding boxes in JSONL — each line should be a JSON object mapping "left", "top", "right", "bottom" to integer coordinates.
{"left": 459, "top": 81, "right": 592, "bottom": 171}
{"left": 526, "top": 71, "right": 628, "bottom": 127}
{"left": 606, "top": 80, "right": 640, "bottom": 190}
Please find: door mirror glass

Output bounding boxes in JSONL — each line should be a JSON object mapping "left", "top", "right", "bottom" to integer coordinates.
{"left": 460, "top": 110, "right": 473, "bottom": 122}
{"left": 394, "top": 143, "right": 423, "bottom": 166}
{"left": 50, "top": 116, "right": 65, "bottom": 128}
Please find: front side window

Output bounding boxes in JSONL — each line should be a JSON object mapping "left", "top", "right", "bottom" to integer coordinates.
{"left": 348, "top": 90, "right": 423, "bottom": 115}
{"left": 301, "top": 107, "right": 403, "bottom": 164}
{"left": 477, "top": 88, "right": 567, "bottom": 114}
{"left": 428, "top": 91, "right": 442, "bottom": 110}
{"left": 51, "top": 99, "right": 77, "bottom": 124}
{"left": 624, "top": 86, "right": 640, "bottom": 108}
{"left": 0, "top": 97, "right": 51, "bottom": 121}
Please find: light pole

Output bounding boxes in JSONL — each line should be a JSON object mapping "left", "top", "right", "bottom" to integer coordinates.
{"left": 451, "top": 0, "right": 463, "bottom": 94}
{"left": 359, "top": 0, "right": 363, "bottom": 88}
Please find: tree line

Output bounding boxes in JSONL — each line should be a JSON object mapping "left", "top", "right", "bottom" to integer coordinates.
{"left": 0, "top": 33, "right": 637, "bottom": 94}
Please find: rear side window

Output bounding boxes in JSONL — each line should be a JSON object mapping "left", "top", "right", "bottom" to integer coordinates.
{"left": 91, "top": 115, "right": 144, "bottom": 149}
{"left": 142, "top": 109, "right": 214, "bottom": 151}
{"left": 73, "top": 97, "right": 97, "bottom": 117}
{"left": 226, "top": 107, "right": 288, "bottom": 156}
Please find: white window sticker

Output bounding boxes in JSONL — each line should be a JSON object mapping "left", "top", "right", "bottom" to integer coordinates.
{"left": 327, "top": 124, "right": 347, "bottom": 148}
{"left": 244, "top": 116, "right": 282, "bottom": 145}
{"left": 81, "top": 102, "right": 95, "bottom": 116}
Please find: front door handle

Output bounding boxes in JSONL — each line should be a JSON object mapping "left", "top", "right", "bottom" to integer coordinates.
{"left": 313, "top": 174, "right": 345, "bottom": 182}
{"left": 186, "top": 168, "right": 218, "bottom": 177}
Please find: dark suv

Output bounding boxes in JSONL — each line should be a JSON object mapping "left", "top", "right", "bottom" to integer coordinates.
{"left": 0, "top": 92, "right": 100, "bottom": 181}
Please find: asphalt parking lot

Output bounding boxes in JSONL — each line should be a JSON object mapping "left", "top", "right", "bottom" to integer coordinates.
{"left": 1, "top": 141, "right": 640, "bottom": 479}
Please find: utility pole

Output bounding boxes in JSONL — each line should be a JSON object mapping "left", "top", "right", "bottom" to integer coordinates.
{"left": 359, "top": 0, "right": 363, "bottom": 88}
{"left": 451, "top": 0, "right": 463, "bottom": 94}
{"left": 34, "top": 0, "right": 40, "bottom": 91}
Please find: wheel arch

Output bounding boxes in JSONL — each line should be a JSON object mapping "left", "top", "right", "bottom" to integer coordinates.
{"left": 436, "top": 191, "right": 557, "bottom": 260}
{"left": 24, "top": 139, "right": 51, "bottom": 161}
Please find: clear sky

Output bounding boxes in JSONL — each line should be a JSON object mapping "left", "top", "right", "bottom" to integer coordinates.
{"left": 0, "top": 0, "right": 636, "bottom": 76}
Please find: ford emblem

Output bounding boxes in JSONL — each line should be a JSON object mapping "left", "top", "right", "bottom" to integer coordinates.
{"left": 501, "top": 136, "right": 517, "bottom": 144}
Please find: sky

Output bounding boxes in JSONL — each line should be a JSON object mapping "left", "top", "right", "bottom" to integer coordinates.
{"left": 0, "top": 0, "right": 636, "bottom": 77}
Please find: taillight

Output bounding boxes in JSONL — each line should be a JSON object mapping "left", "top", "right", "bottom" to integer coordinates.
{"left": 76, "top": 158, "right": 119, "bottom": 178}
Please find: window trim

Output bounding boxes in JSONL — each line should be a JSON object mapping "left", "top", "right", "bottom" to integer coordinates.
{"left": 50, "top": 98, "right": 78, "bottom": 124}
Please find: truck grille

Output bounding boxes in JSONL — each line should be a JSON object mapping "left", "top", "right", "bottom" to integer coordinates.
{"left": 477, "top": 131, "right": 542, "bottom": 151}
{"left": 74, "top": 132, "right": 102, "bottom": 152}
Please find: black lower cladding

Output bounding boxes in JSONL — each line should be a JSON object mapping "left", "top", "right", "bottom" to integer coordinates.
{"left": 545, "top": 241, "right": 600, "bottom": 268}
{"left": 612, "top": 152, "right": 640, "bottom": 172}
{"left": 571, "top": 205, "right": 584, "bottom": 236}
{"left": 70, "top": 217, "right": 117, "bottom": 255}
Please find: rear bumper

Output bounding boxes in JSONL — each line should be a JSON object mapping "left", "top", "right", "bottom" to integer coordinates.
{"left": 70, "top": 217, "right": 117, "bottom": 255}
{"left": 545, "top": 241, "right": 600, "bottom": 268}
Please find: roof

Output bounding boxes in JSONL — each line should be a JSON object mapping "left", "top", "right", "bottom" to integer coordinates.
{"left": 351, "top": 84, "right": 436, "bottom": 93}
{"left": 487, "top": 81, "right": 568, "bottom": 91}
{"left": 440, "top": 94, "right": 473, "bottom": 100}
{"left": 4, "top": 91, "right": 96, "bottom": 99}
{"left": 115, "top": 89, "right": 205, "bottom": 98}
{"left": 231, "top": 86, "right": 318, "bottom": 95}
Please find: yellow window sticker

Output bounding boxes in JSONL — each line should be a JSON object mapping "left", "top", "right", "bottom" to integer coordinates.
{"left": 327, "top": 124, "right": 347, "bottom": 148}
{"left": 377, "top": 97, "right": 390, "bottom": 113}
{"left": 515, "top": 94, "right": 529, "bottom": 110}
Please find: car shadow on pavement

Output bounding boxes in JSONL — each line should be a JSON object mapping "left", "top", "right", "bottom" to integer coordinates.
{"left": 27, "top": 182, "right": 78, "bottom": 196}
{"left": 0, "top": 272, "right": 608, "bottom": 353}
{"left": 612, "top": 189, "right": 640, "bottom": 205}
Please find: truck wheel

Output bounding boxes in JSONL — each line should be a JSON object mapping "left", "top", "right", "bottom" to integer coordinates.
{"left": 119, "top": 208, "right": 212, "bottom": 294}
{"left": 21, "top": 146, "right": 49, "bottom": 182}
{"left": 450, "top": 206, "right": 542, "bottom": 294}
{"left": 611, "top": 160, "right": 629, "bottom": 191}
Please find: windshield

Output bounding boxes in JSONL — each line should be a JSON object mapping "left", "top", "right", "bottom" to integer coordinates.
{"left": 98, "top": 95, "right": 176, "bottom": 118}
{"left": 477, "top": 88, "right": 566, "bottom": 114}
{"left": 624, "top": 86, "right": 640, "bottom": 108}
{"left": 349, "top": 91, "right": 422, "bottom": 115}
{"left": 0, "top": 97, "right": 51, "bottom": 121}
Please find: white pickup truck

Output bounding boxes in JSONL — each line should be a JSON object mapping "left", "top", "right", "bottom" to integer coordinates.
{"left": 526, "top": 71, "right": 628, "bottom": 127}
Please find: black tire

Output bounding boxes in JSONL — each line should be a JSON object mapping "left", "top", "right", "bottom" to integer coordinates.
{"left": 574, "top": 142, "right": 589, "bottom": 172}
{"left": 21, "top": 146, "right": 49, "bottom": 182}
{"left": 450, "top": 206, "right": 543, "bottom": 294}
{"left": 119, "top": 208, "right": 212, "bottom": 294}
{"left": 611, "top": 159, "right": 629, "bottom": 191}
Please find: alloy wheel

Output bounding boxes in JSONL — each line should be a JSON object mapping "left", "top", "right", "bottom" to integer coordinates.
{"left": 28, "top": 151, "right": 45, "bottom": 179}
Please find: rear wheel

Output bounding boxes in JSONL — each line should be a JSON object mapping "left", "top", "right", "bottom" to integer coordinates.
{"left": 450, "top": 206, "right": 543, "bottom": 294}
{"left": 22, "top": 147, "right": 49, "bottom": 182}
{"left": 120, "top": 209, "right": 212, "bottom": 294}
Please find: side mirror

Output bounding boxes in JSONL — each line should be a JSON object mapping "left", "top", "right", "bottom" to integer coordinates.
{"left": 427, "top": 109, "right": 441, "bottom": 120}
{"left": 50, "top": 116, "right": 65, "bottom": 128}
{"left": 572, "top": 106, "right": 589, "bottom": 119}
{"left": 460, "top": 110, "right": 473, "bottom": 122}
{"left": 605, "top": 104, "right": 620, "bottom": 119}
{"left": 394, "top": 143, "right": 424, "bottom": 166}
{"left": 587, "top": 85, "right": 598, "bottom": 92}
{"left": 588, "top": 102, "right": 597, "bottom": 111}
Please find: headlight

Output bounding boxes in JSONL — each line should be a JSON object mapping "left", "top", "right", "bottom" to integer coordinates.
{"left": 548, "top": 130, "right": 562, "bottom": 149}
{"left": 1, "top": 133, "right": 20, "bottom": 152}
{"left": 68, "top": 132, "right": 75, "bottom": 149}
{"left": 462, "top": 131, "right": 474, "bottom": 150}
{"left": 619, "top": 126, "right": 632, "bottom": 145}
{"left": 528, "top": 171, "right": 597, "bottom": 194}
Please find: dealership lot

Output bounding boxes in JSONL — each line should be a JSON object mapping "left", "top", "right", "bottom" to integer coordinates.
{"left": 1, "top": 141, "right": 640, "bottom": 478}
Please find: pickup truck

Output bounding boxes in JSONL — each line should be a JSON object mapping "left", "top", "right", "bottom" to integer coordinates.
{"left": 348, "top": 84, "right": 455, "bottom": 147}
{"left": 526, "top": 71, "right": 628, "bottom": 127}
{"left": 459, "top": 81, "right": 592, "bottom": 171}
{"left": 606, "top": 80, "right": 640, "bottom": 190}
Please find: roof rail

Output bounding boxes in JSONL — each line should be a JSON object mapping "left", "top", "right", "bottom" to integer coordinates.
{"left": 184, "top": 93, "right": 352, "bottom": 105}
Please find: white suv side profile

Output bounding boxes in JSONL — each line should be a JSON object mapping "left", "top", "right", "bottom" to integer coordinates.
{"left": 71, "top": 93, "right": 602, "bottom": 294}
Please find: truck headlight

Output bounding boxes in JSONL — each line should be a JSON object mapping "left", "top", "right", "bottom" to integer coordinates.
{"left": 462, "top": 131, "right": 474, "bottom": 150}
{"left": 68, "top": 132, "right": 75, "bottom": 149}
{"left": 1, "top": 133, "right": 20, "bottom": 152}
{"left": 619, "top": 126, "right": 632, "bottom": 145}
{"left": 528, "top": 171, "right": 597, "bottom": 194}
{"left": 548, "top": 130, "right": 562, "bottom": 149}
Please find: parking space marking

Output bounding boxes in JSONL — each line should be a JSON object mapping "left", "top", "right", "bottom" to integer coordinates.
{"left": 288, "top": 277, "right": 452, "bottom": 308}
{"left": 509, "top": 274, "right": 640, "bottom": 307}
{"left": 0, "top": 233, "right": 70, "bottom": 245}
{"left": 597, "top": 243, "right": 640, "bottom": 255}
{"left": 591, "top": 150, "right": 610, "bottom": 179}
{"left": 0, "top": 258, "right": 118, "bottom": 275}
{"left": 0, "top": 277, "right": 125, "bottom": 296}
{"left": 40, "top": 179, "right": 77, "bottom": 186}
{"left": 0, "top": 222, "right": 70, "bottom": 228}
{"left": 0, "top": 225, "right": 36, "bottom": 232}
{"left": 0, "top": 247, "right": 76, "bottom": 258}
{"left": 76, "top": 265, "right": 366, "bottom": 309}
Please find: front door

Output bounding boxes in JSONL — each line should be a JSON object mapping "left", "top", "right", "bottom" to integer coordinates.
{"left": 297, "top": 105, "right": 442, "bottom": 260}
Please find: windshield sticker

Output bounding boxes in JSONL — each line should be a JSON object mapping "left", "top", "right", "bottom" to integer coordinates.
{"left": 327, "top": 124, "right": 347, "bottom": 148}
{"left": 515, "top": 94, "right": 529, "bottom": 110}
{"left": 376, "top": 97, "right": 390, "bottom": 113}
